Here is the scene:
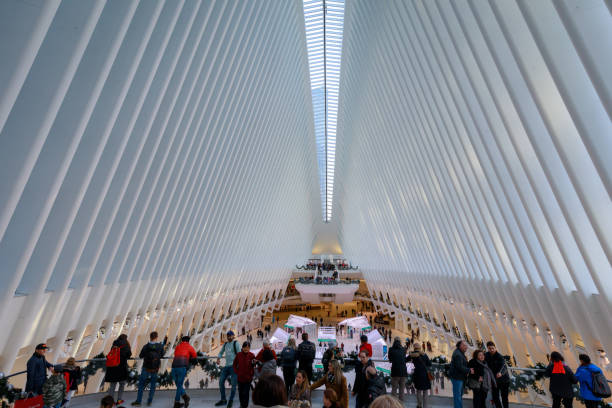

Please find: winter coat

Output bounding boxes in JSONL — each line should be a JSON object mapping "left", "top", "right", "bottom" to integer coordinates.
{"left": 311, "top": 373, "right": 349, "bottom": 408}
{"left": 104, "top": 338, "right": 132, "bottom": 383}
{"left": 297, "top": 340, "right": 316, "bottom": 365}
{"left": 280, "top": 346, "right": 298, "bottom": 369}
{"left": 367, "top": 374, "right": 387, "bottom": 403}
{"left": 448, "top": 348, "right": 469, "bottom": 380}
{"left": 388, "top": 345, "right": 408, "bottom": 377}
{"left": 42, "top": 374, "right": 66, "bottom": 407}
{"left": 140, "top": 341, "right": 165, "bottom": 372}
{"left": 62, "top": 366, "right": 81, "bottom": 391}
{"left": 25, "top": 353, "right": 52, "bottom": 394}
{"left": 258, "top": 358, "right": 278, "bottom": 377}
{"left": 353, "top": 359, "right": 374, "bottom": 402}
{"left": 544, "top": 362, "right": 577, "bottom": 398}
{"left": 575, "top": 364, "right": 603, "bottom": 401}
{"left": 172, "top": 341, "right": 196, "bottom": 368}
{"left": 359, "top": 343, "right": 373, "bottom": 359}
{"left": 256, "top": 346, "right": 278, "bottom": 362}
{"left": 233, "top": 350, "right": 256, "bottom": 383}
{"left": 485, "top": 352, "right": 510, "bottom": 384}
{"left": 408, "top": 351, "right": 432, "bottom": 390}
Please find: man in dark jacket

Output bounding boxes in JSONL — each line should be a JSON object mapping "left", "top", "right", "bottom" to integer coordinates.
{"left": 448, "top": 341, "right": 471, "bottom": 408}
{"left": 366, "top": 366, "right": 386, "bottom": 405}
{"left": 485, "top": 342, "right": 510, "bottom": 408}
{"left": 132, "top": 331, "right": 166, "bottom": 406}
{"left": 388, "top": 337, "right": 407, "bottom": 401}
{"left": 296, "top": 333, "right": 316, "bottom": 380}
{"left": 353, "top": 350, "right": 375, "bottom": 408}
{"left": 26, "top": 343, "right": 53, "bottom": 395}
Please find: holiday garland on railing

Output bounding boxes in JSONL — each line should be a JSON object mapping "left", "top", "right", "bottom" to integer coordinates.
{"left": 3, "top": 354, "right": 611, "bottom": 408}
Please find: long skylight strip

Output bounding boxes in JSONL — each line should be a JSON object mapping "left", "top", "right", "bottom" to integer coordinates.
{"left": 303, "top": 0, "right": 344, "bottom": 222}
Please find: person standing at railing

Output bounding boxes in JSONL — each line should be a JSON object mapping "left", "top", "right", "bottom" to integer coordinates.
{"left": 131, "top": 331, "right": 166, "bottom": 407}
{"left": 172, "top": 336, "right": 197, "bottom": 408}
{"left": 388, "top": 338, "right": 408, "bottom": 402}
{"left": 280, "top": 338, "right": 299, "bottom": 392}
{"left": 575, "top": 354, "right": 604, "bottom": 408}
{"left": 233, "top": 341, "right": 256, "bottom": 408}
{"left": 407, "top": 343, "right": 432, "bottom": 408}
{"left": 297, "top": 333, "right": 316, "bottom": 381}
{"left": 359, "top": 335, "right": 373, "bottom": 360}
{"left": 62, "top": 357, "right": 81, "bottom": 408}
{"left": 216, "top": 330, "right": 241, "bottom": 408}
{"left": 448, "top": 341, "right": 470, "bottom": 408}
{"left": 544, "top": 351, "right": 578, "bottom": 408}
{"left": 26, "top": 343, "right": 53, "bottom": 396}
{"left": 104, "top": 334, "right": 132, "bottom": 406}
{"left": 42, "top": 364, "right": 66, "bottom": 408}
{"left": 485, "top": 342, "right": 510, "bottom": 408}
{"left": 467, "top": 350, "right": 496, "bottom": 408}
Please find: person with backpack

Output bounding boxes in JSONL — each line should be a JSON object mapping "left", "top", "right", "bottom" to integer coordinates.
{"left": 131, "top": 331, "right": 166, "bottom": 406}
{"left": 297, "top": 333, "right": 316, "bottom": 381}
{"left": 280, "top": 338, "right": 299, "bottom": 391}
{"left": 104, "top": 334, "right": 132, "bottom": 406}
{"left": 575, "top": 354, "right": 609, "bottom": 408}
{"left": 62, "top": 357, "right": 81, "bottom": 408}
{"left": 544, "top": 351, "right": 578, "bottom": 408}
{"left": 172, "top": 336, "right": 197, "bottom": 408}
{"left": 216, "top": 330, "right": 241, "bottom": 408}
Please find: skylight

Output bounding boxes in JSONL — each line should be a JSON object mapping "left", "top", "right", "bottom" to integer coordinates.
{"left": 303, "top": 0, "right": 344, "bottom": 222}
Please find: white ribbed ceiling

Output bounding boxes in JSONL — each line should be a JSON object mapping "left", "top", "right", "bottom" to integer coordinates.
{"left": 334, "top": 0, "right": 611, "bottom": 359}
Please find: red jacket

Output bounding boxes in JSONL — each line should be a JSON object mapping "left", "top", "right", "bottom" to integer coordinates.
{"left": 359, "top": 343, "right": 373, "bottom": 358}
{"left": 255, "top": 346, "right": 277, "bottom": 362}
{"left": 233, "top": 351, "right": 256, "bottom": 382}
{"left": 172, "top": 342, "right": 196, "bottom": 368}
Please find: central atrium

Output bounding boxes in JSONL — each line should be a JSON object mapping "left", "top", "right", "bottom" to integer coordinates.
{"left": 0, "top": 0, "right": 610, "bottom": 407}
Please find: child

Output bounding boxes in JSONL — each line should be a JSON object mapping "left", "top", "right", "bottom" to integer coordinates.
{"left": 42, "top": 365, "right": 66, "bottom": 408}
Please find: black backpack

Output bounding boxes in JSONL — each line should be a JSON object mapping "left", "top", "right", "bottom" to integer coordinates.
{"left": 300, "top": 341, "right": 316, "bottom": 360}
{"left": 143, "top": 343, "right": 162, "bottom": 370}
{"left": 589, "top": 370, "right": 611, "bottom": 398}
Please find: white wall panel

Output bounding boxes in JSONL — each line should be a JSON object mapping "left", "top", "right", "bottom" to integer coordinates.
{"left": 0, "top": 0, "right": 318, "bottom": 374}
{"left": 335, "top": 0, "right": 611, "bottom": 362}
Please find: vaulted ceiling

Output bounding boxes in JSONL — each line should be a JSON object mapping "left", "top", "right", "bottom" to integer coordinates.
{"left": 0, "top": 0, "right": 610, "bottom": 374}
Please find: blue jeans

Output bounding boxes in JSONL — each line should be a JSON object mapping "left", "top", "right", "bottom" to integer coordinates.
{"left": 451, "top": 379, "right": 464, "bottom": 408}
{"left": 172, "top": 367, "right": 188, "bottom": 402}
{"left": 219, "top": 365, "right": 237, "bottom": 402}
{"left": 136, "top": 370, "right": 158, "bottom": 403}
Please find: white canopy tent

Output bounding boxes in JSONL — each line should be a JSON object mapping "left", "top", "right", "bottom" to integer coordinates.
{"left": 284, "top": 314, "right": 316, "bottom": 328}
{"left": 317, "top": 326, "right": 337, "bottom": 343}
{"left": 270, "top": 327, "right": 291, "bottom": 353}
{"left": 338, "top": 316, "right": 371, "bottom": 330}
{"left": 367, "top": 329, "right": 387, "bottom": 359}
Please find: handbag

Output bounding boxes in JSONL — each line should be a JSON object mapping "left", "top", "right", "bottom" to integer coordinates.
{"left": 427, "top": 371, "right": 434, "bottom": 381}
{"left": 467, "top": 377, "right": 481, "bottom": 390}
{"left": 14, "top": 394, "right": 44, "bottom": 408}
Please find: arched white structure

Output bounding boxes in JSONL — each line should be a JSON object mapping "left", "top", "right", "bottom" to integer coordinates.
{"left": 0, "top": 0, "right": 610, "bottom": 381}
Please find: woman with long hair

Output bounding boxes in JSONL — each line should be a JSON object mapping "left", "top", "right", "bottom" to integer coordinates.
{"left": 544, "top": 351, "right": 577, "bottom": 408}
{"left": 323, "top": 389, "right": 338, "bottom": 408}
{"left": 281, "top": 338, "right": 299, "bottom": 391}
{"left": 311, "top": 360, "right": 348, "bottom": 408}
{"left": 288, "top": 370, "right": 311, "bottom": 408}
{"left": 467, "top": 350, "right": 496, "bottom": 408}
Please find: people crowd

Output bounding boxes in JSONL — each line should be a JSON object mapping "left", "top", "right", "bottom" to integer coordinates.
{"left": 19, "top": 313, "right": 610, "bottom": 408}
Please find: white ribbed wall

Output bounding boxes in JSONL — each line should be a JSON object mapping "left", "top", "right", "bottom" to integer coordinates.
{"left": 0, "top": 0, "right": 319, "bottom": 374}
{"left": 334, "top": 0, "right": 612, "bottom": 367}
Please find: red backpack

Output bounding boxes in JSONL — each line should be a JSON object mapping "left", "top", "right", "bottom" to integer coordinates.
{"left": 106, "top": 345, "right": 124, "bottom": 367}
